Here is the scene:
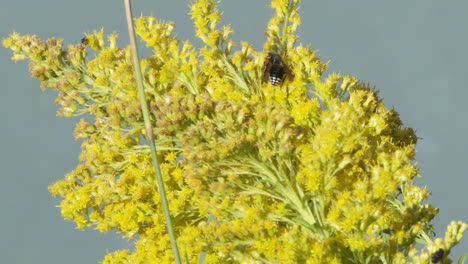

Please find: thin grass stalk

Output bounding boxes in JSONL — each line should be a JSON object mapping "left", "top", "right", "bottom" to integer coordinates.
{"left": 123, "top": 1, "right": 182, "bottom": 263}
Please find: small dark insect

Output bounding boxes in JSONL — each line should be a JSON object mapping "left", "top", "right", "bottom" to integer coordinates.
{"left": 81, "top": 37, "right": 88, "bottom": 45}
{"left": 431, "top": 248, "right": 445, "bottom": 263}
{"left": 263, "top": 52, "right": 294, "bottom": 86}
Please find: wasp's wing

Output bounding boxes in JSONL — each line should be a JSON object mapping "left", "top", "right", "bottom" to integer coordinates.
{"left": 284, "top": 66, "right": 294, "bottom": 81}
{"left": 278, "top": 56, "right": 294, "bottom": 81}
{"left": 263, "top": 55, "right": 273, "bottom": 82}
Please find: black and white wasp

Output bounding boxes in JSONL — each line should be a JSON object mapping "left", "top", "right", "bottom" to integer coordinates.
{"left": 263, "top": 52, "right": 294, "bottom": 86}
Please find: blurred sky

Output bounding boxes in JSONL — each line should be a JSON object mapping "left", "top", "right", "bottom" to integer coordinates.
{"left": 1, "top": 0, "right": 467, "bottom": 263}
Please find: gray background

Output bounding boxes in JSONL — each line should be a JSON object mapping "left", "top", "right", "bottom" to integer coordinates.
{"left": 1, "top": 0, "right": 467, "bottom": 263}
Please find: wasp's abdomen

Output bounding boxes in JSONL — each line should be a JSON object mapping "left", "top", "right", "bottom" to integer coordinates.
{"left": 269, "top": 64, "right": 285, "bottom": 86}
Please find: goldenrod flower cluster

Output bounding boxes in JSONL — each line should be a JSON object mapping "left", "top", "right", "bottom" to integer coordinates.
{"left": 4, "top": 0, "right": 466, "bottom": 263}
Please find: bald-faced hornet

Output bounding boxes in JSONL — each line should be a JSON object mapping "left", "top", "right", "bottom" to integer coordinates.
{"left": 263, "top": 52, "right": 294, "bottom": 86}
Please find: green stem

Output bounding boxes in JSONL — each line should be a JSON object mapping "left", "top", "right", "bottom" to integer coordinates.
{"left": 198, "top": 214, "right": 217, "bottom": 264}
{"left": 221, "top": 54, "right": 250, "bottom": 94}
{"left": 123, "top": 1, "right": 182, "bottom": 263}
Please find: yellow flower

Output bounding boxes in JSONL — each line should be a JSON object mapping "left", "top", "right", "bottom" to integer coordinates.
{"left": 5, "top": 0, "right": 465, "bottom": 262}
